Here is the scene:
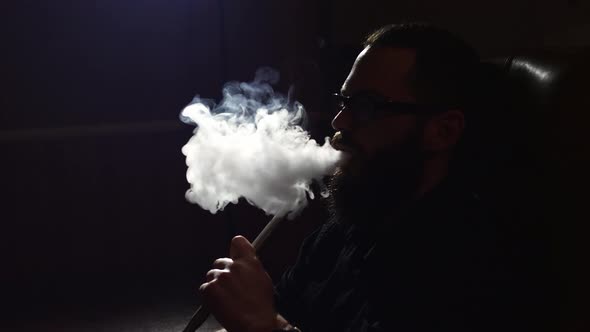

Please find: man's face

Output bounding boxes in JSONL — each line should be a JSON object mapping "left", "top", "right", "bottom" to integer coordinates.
{"left": 330, "top": 46, "right": 422, "bottom": 176}
{"left": 327, "top": 46, "right": 427, "bottom": 221}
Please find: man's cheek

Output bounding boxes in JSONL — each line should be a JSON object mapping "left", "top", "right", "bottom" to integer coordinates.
{"left": 359, "top": 138, "right": 391, "bottom": 162}
{"left": 356, "top": 128, "right": 395, "bottom": 157}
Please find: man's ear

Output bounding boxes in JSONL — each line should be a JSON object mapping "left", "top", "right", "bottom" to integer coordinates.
{"left": 422, "top": 110, "right": 465, "bottom": 152}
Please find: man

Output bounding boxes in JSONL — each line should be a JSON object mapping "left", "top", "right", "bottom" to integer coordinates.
{"left": 199, "top": 23, "right": 553, "bottom": 331}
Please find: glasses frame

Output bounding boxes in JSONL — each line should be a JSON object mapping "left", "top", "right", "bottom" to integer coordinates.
{"left": 332, "top": 93, "right": 448, "bottom": 122}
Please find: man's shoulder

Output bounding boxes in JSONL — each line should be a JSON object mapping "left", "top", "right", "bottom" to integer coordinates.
{"left": 418, "top": 176, "right": 496, "bottom": 223}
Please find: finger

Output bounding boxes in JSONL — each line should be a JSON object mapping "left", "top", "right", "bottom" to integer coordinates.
{"left": 199, "top": 279, "right": 226, "bottom": 301}
{"left": 205, "top": 269, "right": 226, "bottom": 282}
{"left": 212, "top": 257, "right": 233, "bottom": 270}
{"left": 199, "top": 276, "right": 236, "bottom": 304}
{"left": 198, "top": 280, "right": 233, "bottom": 326}
{"left": 230, "top": 235, "right": 256, "bottom": 260}
{"left": 199, "top": 280, "right": 212, "bottom": 294}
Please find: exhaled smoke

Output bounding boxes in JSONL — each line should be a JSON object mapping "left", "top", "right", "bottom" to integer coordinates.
{"left": 181, "top": 68, "right": 342, "bottom": 220}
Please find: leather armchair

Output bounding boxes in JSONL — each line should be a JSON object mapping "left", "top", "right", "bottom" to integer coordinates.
{"left": 476, "top": 49, "right": 590, "bottom": 332}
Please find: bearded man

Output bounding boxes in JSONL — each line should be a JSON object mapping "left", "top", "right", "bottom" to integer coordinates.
{"left": 198, "top": 23, "right": 554, "bottom": 332}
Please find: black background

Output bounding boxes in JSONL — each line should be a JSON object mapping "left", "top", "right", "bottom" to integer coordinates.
{"left": 1, "top": 1, "right": 589, "bottom": 330}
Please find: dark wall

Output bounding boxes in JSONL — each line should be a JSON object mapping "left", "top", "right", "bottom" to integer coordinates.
{"left": 2, "top": 1, "right": 220, "bottom": 128}
{"left": 1, "top": 0, "right": 229, "bottom": 320}
{"left": 0, "top": 1, "right": 328, "bottom": 322}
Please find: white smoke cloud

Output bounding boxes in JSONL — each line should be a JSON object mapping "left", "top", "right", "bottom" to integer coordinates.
{"left": 181, "top": 68, "right": 342, "bottom": 220}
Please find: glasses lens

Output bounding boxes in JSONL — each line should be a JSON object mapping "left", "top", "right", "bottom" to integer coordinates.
{"left": 331, "top": 93, "right": 377, "bottom": 120}
{"left": 331, "top": 94, "right": 346, "bottom": 114}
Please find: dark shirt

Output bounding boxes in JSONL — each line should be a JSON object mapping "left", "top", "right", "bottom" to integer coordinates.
{"left": 275, "top": 177, "right": 555, "bottom": 331}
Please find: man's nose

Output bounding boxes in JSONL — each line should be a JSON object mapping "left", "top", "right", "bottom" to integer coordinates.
{"left": 331, "top": 109, "right": 354, "bottom": 131}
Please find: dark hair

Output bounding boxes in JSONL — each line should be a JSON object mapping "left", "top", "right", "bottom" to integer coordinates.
{"left": 364, "top": 22, "right": 480, "bottom": 110}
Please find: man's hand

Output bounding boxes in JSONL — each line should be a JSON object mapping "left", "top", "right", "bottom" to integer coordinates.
{"left": 200, "top": 236, "right": 280, "bottom": 332}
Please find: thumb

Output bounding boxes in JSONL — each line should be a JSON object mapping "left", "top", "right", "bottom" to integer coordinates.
{"left": 230, "top": 235, "right": 256, "bottom": 260}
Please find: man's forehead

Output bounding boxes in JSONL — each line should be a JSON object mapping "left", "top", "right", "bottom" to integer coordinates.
{"left": 341, "top": 46, "right": 416, "bottom": 102}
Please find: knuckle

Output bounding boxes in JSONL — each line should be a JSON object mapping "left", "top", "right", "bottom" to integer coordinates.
{"left": 200, "top": 279, "right": 222, "bottom": 296}
{"left": 205, "top": 269, "right": 216, "bottom": 280}
{"left": 229, "top": 261, "right": 245, "bottom": 273}
{"left": 213, "top": 258, "right": 232, "bottom": 269}
{"left": 199, "top": 282, "right": 211, "bottom": 295}
{"left": 216, "top": 271, "right": 232, "bottom": 283}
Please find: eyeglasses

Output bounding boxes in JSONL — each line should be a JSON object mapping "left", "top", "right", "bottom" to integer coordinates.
{"left": 331, "top": 92, "right": 447, "bottom": 122}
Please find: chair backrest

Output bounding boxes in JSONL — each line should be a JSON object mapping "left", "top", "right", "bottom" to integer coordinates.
{"left": 477, "top": 49, "right": 590, "bottom": 332}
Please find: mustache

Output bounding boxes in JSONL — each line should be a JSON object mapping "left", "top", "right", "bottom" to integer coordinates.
{"left": 331, "top": 131, "right": 355, "bottom": 149}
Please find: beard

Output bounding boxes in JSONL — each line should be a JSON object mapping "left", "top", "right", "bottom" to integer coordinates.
{"left": 324, "top": 130, "right": 426, "bottom": 229}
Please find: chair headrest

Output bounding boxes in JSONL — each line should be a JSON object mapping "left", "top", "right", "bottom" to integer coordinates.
{"left": 462, "top": 49, "right": 590, "bottom": 210}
